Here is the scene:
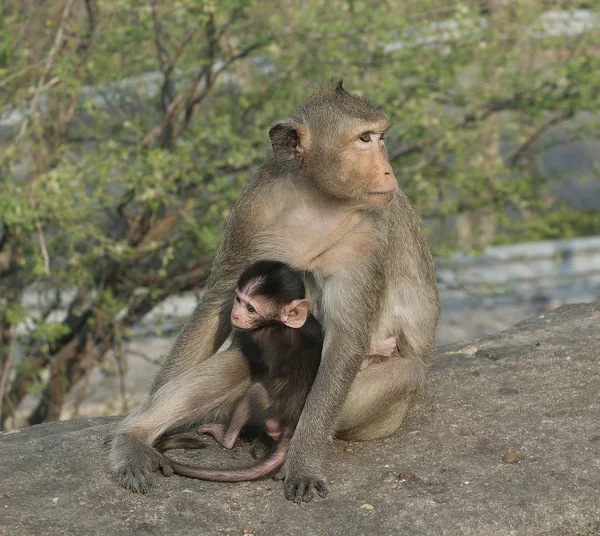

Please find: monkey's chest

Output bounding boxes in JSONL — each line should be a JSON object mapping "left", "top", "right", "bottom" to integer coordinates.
{"left": 272, "top": 210, "right": 372, "bottom": 275}
{"left": 305, "top": 228, "right": 373, "bottom": 274}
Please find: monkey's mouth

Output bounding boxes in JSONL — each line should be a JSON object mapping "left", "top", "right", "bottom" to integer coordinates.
{"left": 368, "top": 189, "right": 397, "bottom": 203}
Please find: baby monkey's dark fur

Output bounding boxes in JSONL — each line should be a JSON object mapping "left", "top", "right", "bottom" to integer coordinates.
{"left": 158, "top": 261, "right": 323, "bottom": 485}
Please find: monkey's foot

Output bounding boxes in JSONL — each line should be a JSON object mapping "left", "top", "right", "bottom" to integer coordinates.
{"left": 265, "top": 418, "right": 282, "bottom": 441}
{"left": 197, "top": 424, "right": 237, "bottom": 449}
{"left": 109, "top": 434, "right": 173, "bottom": 493}
{"left": 276, "top": 466, "right": 329, "bottom": 504}
{"left": 250, "top": 440, "right": 268, "bottom": 460}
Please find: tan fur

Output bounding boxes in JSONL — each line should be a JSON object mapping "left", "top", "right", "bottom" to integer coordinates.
{"left": 109, "top": 82, "right": 439, "bottom": 500}
{"left": 335, "top": 355, "right": 425, "bottom": 441}
{"left": 117, "top": 349, "right": 250, "bottom": 445}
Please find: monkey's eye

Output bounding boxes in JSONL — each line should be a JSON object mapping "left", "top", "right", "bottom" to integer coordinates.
{"left": 246, "top": 305, "right": 256, "bottom": 314}
{"left": 235, "top": 295, "right": 241, "bottom": 303}
{"left": 358, "top": 132, "right": 371, "bottom": 143}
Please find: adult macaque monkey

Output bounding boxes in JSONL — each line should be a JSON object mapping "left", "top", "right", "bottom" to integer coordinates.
{"left": 109, "top": 80, "right": 439, "bottom": 503}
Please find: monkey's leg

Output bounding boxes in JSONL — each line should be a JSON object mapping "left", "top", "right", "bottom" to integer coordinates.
{"left": 196, "top": 424, "right": 228, "bottom": 444}
{"left": 109, "top": 349, "right": 250, "bottom": 492}
{"left": 334, "top": 355, "right": 425, "bottom": 441}
{"left": 198, "top": 392, "right": 251, "bottom": 449}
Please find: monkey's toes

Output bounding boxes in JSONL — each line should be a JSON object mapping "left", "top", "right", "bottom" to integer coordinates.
{"left": 283, "top": 476, "right": 328, "bottom": 503}
{"left": 115, "top": 466, "right": 154, "bottom": 493}
{"left": 110, "top": 434, "right": 172, "bottom": 492}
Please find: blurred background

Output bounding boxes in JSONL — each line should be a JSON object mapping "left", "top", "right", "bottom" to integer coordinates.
{"left": 0, "top": 0, "right": 598, "bottom": 430}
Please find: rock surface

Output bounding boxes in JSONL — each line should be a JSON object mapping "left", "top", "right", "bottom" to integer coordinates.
{"left": 1, "top": 301, "right": 599, "bottom": 536}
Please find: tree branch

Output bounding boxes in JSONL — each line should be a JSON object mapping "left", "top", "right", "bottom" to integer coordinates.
{"left": 148, "top": 0, "right": 177, "bottom": 113}
{"left": 16, "top": 0, "right": 75, "bottom": 142}
{"left": 507, "top": 111, "right": 573, "bottom": 166}
{"left": 179, "top": 38, "right": 268, "bottom": 134}
{"left": 37, "top": 226, "right": 51, "bottom": 275}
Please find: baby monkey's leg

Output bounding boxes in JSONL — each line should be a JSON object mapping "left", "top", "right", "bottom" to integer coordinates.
{"left": 198, "top": 382, "right": 268, "bottom": 449}
{"left": 198, "top": 393, "right": 250, "bottom": 449}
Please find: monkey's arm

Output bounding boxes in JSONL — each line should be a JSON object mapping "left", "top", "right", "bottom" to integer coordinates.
{"left": 149, "top": 276, "right": 236, "bottom": 393}
{"left": 279, "top": 267, "right": 379, "bottom": 503}
{"left": 149, "top": 199, "right": 264, "bottom": 393}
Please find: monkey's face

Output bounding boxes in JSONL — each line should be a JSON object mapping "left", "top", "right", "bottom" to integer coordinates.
{"left": 270, "top": 82, "right": 399, "bottom": 208}
{"left": 296, "top": 118, "right": 398, "bottom": 208}
{"left": 231, "top": 288, "right": 268, "bottom": 330}
{"left": 231, "top": 284, "right": 310, "bottom": 331}
{"left": 340, "top": 120, "right": 398, "bottom": 207}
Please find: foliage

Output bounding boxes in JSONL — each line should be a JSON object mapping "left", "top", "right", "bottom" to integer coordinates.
{"left": 0, "top": 0, "right": 598, "bottom": 427}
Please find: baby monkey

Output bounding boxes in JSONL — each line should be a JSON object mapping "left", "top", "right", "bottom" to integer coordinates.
{"left": 158, "top": 260, "right": 324, "bottom": 488}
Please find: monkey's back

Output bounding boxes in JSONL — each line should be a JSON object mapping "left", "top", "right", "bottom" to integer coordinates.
{"left": 235, "top": 315, "right": 323, "bottom": 427}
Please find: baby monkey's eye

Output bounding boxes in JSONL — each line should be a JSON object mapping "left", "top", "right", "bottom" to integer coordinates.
{"left": 246, "top": 305, "right": 256, "bottom": 313}
{"left": 358, "top": 132, "right": 371, "bottom": 143}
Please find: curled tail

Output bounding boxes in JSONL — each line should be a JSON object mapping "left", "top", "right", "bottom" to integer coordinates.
{"left": 165, "top": 435, "right": 289, "bottom": 482}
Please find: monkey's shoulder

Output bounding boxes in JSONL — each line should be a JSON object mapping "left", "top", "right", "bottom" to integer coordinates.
{"left": 229, "top": 165, "right": 290, "bottom": 226}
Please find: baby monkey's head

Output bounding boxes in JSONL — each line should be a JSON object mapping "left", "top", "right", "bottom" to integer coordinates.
{"left": 231, "top": 260, "right": 309, "bottom": 331}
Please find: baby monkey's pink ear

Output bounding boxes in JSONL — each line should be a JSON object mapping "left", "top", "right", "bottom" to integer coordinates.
{"left": 281, "top": 299, "right": 310, "bottom": 328}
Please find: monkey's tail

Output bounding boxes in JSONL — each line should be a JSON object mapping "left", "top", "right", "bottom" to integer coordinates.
{"left": 167, "top": 436, "right": 289, "bottom": 482}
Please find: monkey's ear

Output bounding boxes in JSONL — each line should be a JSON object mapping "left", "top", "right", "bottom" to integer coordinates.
{"left": 281, "top": 299, "right": 310, "bottom": 329}
{"left": 268, "top": 121, "right": 310, "bottom": 167}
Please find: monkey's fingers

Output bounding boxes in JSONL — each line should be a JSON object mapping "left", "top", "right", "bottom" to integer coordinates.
{"left": 283, "top": 479, "right": 299, "bottom": 502}
{"left": 116, "top": 469, "right": 149, "bottom": 493}
{"left": 302, "top": 480, "right": 327, "bottom": 502}
{"left": 283, "top": 476, "right": 328, "bottom": 503}
{"left": 302, "top": 480, "right": 328, "bottom": 502}
{"left": 250, "top": 441, "right": 269, "bottom": 460}
{"left": 159, "top": 457, "right": 174, "bottom": 477}
{"left": 111, "top": 435, "right": 169, "bottom": 493}
{"left": 303, "top": 483, "right": 316, "bottom": 502}
{"left": 156, "top": 436, "right": 207, "bottom": 452}
{"left": 315, "top": 480, "right": 328, "bottom": 498}
{"left": 292, "top": 482, "right": 306, "bottom": 504}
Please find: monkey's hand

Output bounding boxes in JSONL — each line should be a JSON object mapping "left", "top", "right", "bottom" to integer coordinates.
{"left": 368, "top": 336, "right": 397, "bottom": 357}
{"left": 109, "top": 434, "right": 173, "bottom": 493}
{"left": 275, "top": 461, "right": 328, "bottom": 504}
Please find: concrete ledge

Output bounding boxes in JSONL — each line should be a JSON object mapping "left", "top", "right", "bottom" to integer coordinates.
{"left": 437, "top": 235, "right": 600, "bottom": 288}
{"left": 1, "top": 301, "right": 599, "bottom": 536}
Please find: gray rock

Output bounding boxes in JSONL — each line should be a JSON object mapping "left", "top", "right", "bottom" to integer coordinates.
{"left": 1, "top": 301, "right": 599, "bottom": 536}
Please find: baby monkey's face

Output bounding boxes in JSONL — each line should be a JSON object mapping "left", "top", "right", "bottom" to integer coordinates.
{"left": 231, "top": 279, "right": 310, "bottom": 331}
{"left": 231, "top": 285, "right": 273, "bottom": 330}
